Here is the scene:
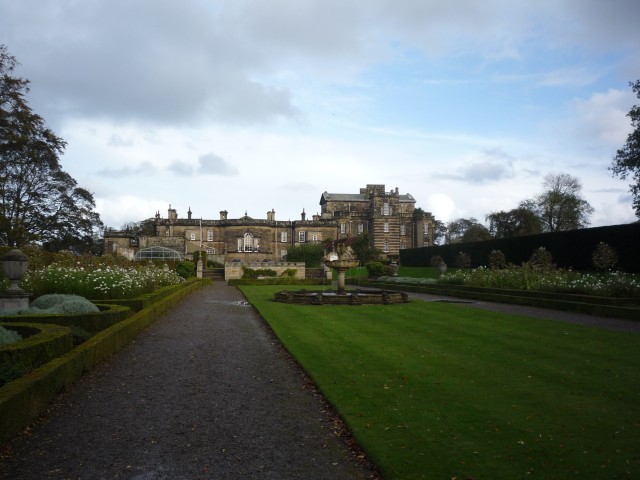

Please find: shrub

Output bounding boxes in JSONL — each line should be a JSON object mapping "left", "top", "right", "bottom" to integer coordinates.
{"left": 241, "top": 266, "right": 277, "bottom": 279}
{"left": 280, "top": 268, "right": 297, "bottom": 277}
{"left": 528, "top": 247, "right": 555, "bottom": 271}
{"left": 176, "top": 261, "right": 196, "bottom": 279}
{"left": 365, "top": 262, "right": 394, "bottom": 277}
{"left": 592, "top": 242, "right": 619, "bottom": 271}
{"left": 430, "top": 255, "right": 444, "bottom": 267}
{"left": 488, "top": 250, "right": 507, "bottom": 269}
{"left": 455, "top": 252, "right": 471, "bottom": 268}
{"left": 29, "top": 294, "right": 99, "bottom": 314}
{"left": 0, "top": 325, "right": 22, "bottom": 346}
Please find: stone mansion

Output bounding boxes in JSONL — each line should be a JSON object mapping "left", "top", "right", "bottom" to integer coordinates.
{"left": 104, "top": 184, "right": 436, "bottom": 263}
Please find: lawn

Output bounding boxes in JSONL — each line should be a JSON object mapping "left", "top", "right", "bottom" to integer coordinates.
{"left": 240, "top": 285, "right": 640, "bottom": 479}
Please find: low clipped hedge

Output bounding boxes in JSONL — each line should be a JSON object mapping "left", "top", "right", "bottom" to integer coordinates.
{"left": 0, "top": 323, "right": 73, "bottom": 384}
{"left": 0, "top": 278, "right": 209, "bottom": 444}
{"left": 353, "top": 279, "right": 640, "bottom": 321}
{"left": 0, "top": 304, "right": 131, "bottom": 335}
{"left": 92, "top": 278, "right": 201, "bottom": 312}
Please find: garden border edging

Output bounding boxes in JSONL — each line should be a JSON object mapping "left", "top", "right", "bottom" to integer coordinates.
{"left": 351, "top": 280, "right": 640, "bottom": 320}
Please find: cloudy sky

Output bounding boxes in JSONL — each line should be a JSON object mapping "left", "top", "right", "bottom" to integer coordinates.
{"left": 2, "top": 0, "right": 639, "bottom": 229}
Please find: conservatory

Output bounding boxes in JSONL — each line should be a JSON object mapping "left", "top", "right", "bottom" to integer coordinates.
{"left": 134, "top": 246, "right": 183, "bottom": 261}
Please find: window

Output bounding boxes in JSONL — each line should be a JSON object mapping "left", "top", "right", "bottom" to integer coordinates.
{"left": 311, "top": 234, "right": 318, "bottom": 242}
{"left": 281, "top": 249, "right": 287, "bottom": 259}
{"left": 206, "top": 247, "right": 215, "bottom": 255}
{"left": 244, "top": 233, "right": 253, "bottom": 252}
{"left": 299, "top": 231, "right": 306, "bottom": 242}
{"left": 207, "top": 230, "right": 213, "bottom": 241}
{"left": 280, "top": 231, "right": 288, "bottom": 242}
{"left": 340, "top": 223, "right": 346, "bottom": 234}
{"left": 190, "top": 233, "right": 196, "bottom": 241}
{"left": 424, "top": 224, "right": 429, "bottom": 235}
{"left": 400, "top": 224, "right": 406, "bottom": 236}
{"left": 383, "top": 241, "right": 389, "bottom": 253}
{"left": 382, "top": 202, "right": 390, "bottom": 215}
{"left": 357, "top": 223, "right": 364, "bottom": 234}
{"left": 400, "top": 241, "right": 406, "bottom": 250}
{"left": 237, "top": 238, "right": 243, "bottom": 252}
{"left": 384, "top": 222, "right": 389, "bottom": 233}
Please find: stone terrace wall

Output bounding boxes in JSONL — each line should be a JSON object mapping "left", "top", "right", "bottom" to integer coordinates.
{"left": 224, "top": 262, "right": 306, "bottom": 280}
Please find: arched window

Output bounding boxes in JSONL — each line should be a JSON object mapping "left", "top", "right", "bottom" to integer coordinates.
{"left": 243, "top": 233, "right": 253, "bottom": 252}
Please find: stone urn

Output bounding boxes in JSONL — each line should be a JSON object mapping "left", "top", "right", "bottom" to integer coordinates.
{"left": 1, "top": 249, "right": 30, "bottom": 312}
{"left": 2, "top": 249, "right": 28, "bottom": 293}
{"left": 390, "top": 262, "right": 399, "bottom": 276}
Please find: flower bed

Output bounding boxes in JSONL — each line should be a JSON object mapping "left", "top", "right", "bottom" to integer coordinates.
{"left": 438, "top": 266, "right": 640, "bottom": 298}
{"left": 18, "top": 264, "right": 183, "bottom": 300}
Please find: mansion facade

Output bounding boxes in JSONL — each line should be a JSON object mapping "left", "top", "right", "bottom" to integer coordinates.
{"left": 105, "top": 184, "right": 436, "bottom": 262}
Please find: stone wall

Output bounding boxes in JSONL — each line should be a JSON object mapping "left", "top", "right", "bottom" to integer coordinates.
{"left": 224, "top": 262, "right": 306, "bottom": 280}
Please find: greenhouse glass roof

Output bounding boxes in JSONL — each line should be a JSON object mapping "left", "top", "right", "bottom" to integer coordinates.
{"left": 134, "top": 246, "right": 183, "bottom": 261}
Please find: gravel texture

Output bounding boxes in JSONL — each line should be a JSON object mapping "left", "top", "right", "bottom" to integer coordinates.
{"left": 0, "top": 284, "right": 378, "bottom": 480}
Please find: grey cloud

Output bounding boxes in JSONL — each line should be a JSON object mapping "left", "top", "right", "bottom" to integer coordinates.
{"left": 197, "top": 154, "right": 238, "bottom": 176}
{"left": 435, "top": 147, "right": 515, "bottom": 184}
{"left": 167, "top": 154, "right": 238, "bottom": 177}
{"left": 97, "top": 161, "right": 156, "bottom": 178}
{"left": 168, "top": 161, "right": 195, "bottom": 176}
{"left": 2, "top": 0, "right": 638, "bottom": 128}
{"left": 461, "top": 161, "right": 514, "bottom": 184}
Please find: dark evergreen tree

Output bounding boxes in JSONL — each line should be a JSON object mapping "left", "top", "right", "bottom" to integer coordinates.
{"left": 0, "top": 45, "right": 102, "bottom": 248}
{"left": 610, "top": 80, "right": 640, "bottom": 218}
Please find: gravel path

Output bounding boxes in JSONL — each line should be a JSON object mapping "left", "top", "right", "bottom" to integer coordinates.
{"left": 0, "top": 284, "right": 377, "bottom": 480}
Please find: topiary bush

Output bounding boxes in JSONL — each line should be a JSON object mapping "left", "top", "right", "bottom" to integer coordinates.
{"left": 430, "top": 255, "right": 444, "bottom": 267}
{"left": 29, "top": 294, "right": 99, "bottom": 314}
{"left": 592, "top": 242, "right": 619, "bottom": 271}
{"left": 0, "top": 325, "right": 22, "bottom": 346}
{"left": 455, "top": 252, "right": 471, "bottom": 268}
{"left": 488, "top": 250, "right": 507, "bottom": 269}
{"left": 528, "top": 247, "right": 555, "bottom": 271}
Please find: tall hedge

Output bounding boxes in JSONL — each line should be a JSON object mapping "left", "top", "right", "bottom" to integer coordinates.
{"left": 400, "top": 222, "right": 640, "bottom": 272}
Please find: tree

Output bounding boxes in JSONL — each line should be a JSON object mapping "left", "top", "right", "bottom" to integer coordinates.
{"left": 349, "top": 233, "right": 381, "bottom": 263}
{"left": 610, "top": 80, "right": 640, "bottom": 218}
{"left": 526, "top": 173, "right": 594, "bottom": 232}
{"left": 285, "top": 242, "right": 325, "bottom": 267}
{"left": 432, "top": 219, "right": 446, "bottom": 245}
{"left": 0, "top": 45, "right": 102, "bottom": 248}
{"left": 486, "top": 206, "right": 542, "bottom": 238}
{"left": 444, "top": 218, "right": 491, "bottom": 244}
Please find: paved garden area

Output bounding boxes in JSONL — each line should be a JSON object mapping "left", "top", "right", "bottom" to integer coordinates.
{"left": 0, "top": 284, "right": 377, "bottom": 480}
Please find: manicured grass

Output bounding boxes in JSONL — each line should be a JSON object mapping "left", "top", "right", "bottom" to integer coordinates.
{"left": 241, "top": 286, "right": 640, "bottom": 479}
